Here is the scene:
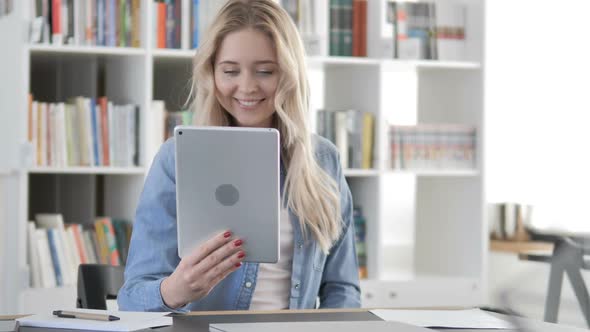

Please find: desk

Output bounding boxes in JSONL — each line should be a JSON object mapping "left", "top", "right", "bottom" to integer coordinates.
{"left": 4, "top": 309, "right": 589, "bottom": 332}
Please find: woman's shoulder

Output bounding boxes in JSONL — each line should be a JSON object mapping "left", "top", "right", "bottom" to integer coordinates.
{"left": 150, "top": 137, "right": 176, "bottom": 175}
{"left": 311, "top": 134, "right": 341, "bottom": 173}
{"left": 312, "top": 134, "right": 338, "bottom": 159}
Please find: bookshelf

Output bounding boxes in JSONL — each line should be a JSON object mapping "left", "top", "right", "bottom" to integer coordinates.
{"left": 0, "top": 0, "right": 486, "bottom": 314}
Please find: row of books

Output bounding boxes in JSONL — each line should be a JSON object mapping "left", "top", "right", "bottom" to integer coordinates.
{"left": 27, "top": 213, "right": 132, "bottom": 288}
{"left": 153, "top": 0, "right": 182, "bottom": 49}
{"left": 388, "top": 124, "right": 477, "bottom": 170}
{"left": 29, "top": 0, "right": 142, "bottom": 47}
{"left": 387, "top": 1, "right": 466, "bottom": 60}
{"left": 0, "top": 0, "right": 13, "bottom": 17}
{"left": 316, "top": 109, "right": 374, "bottom": 169}
{"left": 27, "top": 96, "right": 140, "bottom": 168}
{"left": 152, "top": 0, "right": 227, "bottom": 49}
{"left": 329, "top": 0, "right": 367, "bottom": 57}
{"left": 353, "top": 206, "right": 367, "bottom": 279}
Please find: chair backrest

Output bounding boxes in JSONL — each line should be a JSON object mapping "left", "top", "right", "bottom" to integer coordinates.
{"left": 76, "top": 264, "right": 125, "bottom": 309}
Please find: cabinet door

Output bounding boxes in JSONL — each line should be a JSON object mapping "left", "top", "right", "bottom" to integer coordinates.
{"left": 0, "top": 6, "right": 27, "bottom": 174}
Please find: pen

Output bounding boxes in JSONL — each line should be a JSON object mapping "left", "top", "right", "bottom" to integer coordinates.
{"left": 52, "top": 310, "right": 120, "bottom": 322}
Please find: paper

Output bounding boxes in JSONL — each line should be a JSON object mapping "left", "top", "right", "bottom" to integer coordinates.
{"left": 370, "top": 308, "right": 515, "bottom": 329}
{"left": 16, "top": 308, "right": 172, "bottom": 332}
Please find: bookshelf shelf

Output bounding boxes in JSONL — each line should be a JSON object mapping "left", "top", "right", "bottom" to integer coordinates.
{"left": 28, "top": 45, "right": 146, "bottom": 57}
{"left": 307, "top": 56, "right": 381, "bottom": 67}
{"left": 385, "top": 169, "right": 480, "bottom": 177}
{"left": 388, "top": 60, "right": 482, "bottom": 70}
{"left": 308, "top": 57, "right": 481, "bottom": 70}
{"left": 27, "top": 167, "right": 146, "bottom": 175}
{"left": 343, "top": 169, "right": 380, "bottom": 177}
{"left": 152, "top": 49, "right": 196, "bottom": 59}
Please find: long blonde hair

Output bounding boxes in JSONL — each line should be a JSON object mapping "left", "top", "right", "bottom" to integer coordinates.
{"left": 189, "top": 0, "right": 342, "bottom": 253}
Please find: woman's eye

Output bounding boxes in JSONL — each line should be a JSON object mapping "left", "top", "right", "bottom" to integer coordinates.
{"left": 224, "top": 70, "right": 239, "bottom": 75}
{"left": 257, "top": 71, "right": 274, "bottom": 75}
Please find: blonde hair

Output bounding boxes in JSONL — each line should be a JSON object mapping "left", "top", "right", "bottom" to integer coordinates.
{"left": 189, "top": 0, "right": 342, "bottom": 253}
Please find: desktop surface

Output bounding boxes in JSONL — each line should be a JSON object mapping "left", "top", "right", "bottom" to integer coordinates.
{"left": 8, "top": 309, "right": 590, "bottom": 332}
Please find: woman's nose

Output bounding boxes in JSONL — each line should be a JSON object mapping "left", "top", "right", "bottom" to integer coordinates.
{"left": 238, "top": 73, "right": 258, "bottom": 93}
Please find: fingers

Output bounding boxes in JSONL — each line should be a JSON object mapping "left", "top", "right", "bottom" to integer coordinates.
{"left": 183, "top": 230, "right": 234, "bottom": 267}
{"left": 195, "top": 237, "right": 244, "bottom": 274}
{"left": 205, "top": 251, "right": 246, "bottom": 286}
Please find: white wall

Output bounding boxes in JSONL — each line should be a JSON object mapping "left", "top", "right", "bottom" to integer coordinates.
{"left": 486, "top": 0, "right": 590, "bottom": 232}
{"left": 485, "top": 0, "right": 590, "bottom": 328}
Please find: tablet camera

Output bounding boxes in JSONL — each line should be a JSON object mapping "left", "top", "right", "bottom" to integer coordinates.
{"left": 215, "top": 184, "right": 240, "bottom": 206}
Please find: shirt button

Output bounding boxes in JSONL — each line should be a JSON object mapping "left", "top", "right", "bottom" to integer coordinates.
{"left": 294, "top": 283, "right": 300, "bottom": 290}
{"left": 245, "top": 282, "right": 252, "bottom": 288}
{"left": 298, "top": 242, "right": 303, "bottom": 249}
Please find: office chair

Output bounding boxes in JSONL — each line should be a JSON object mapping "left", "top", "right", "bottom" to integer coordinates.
{"left": 519, "top": 233, "right": 590, "bottom": 327}
{"left": 76, "top": 264, "right": 125, "bottom": 310}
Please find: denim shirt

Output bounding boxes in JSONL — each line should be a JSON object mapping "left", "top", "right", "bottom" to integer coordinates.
{"left": 117, "top": 135, "right": 361, "bottom": 312}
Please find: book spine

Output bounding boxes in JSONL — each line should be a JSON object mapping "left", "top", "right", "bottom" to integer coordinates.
{"left": 157, "top": 2, "right": 166, "bottom": 48}
{"left": 103, "top": 219, "right": 122, "bottom": 265}
{"left": 51, "top": 0, "right": 63, "bottom": 45}
{"left": 46, "top": 229, "right": 63, "bottom": 286}
{"left": 329, "top": 0, "right": 339, "bottom": 56}
{"left": 131, "top": 0, "right": 141, "bottom": 47}
{"left": 90, "top": 98, "right": 100, "bottom": 166}
{"left": 352, "top": 0, "right": 360, "bottom": 56}
{"left": 191, "top": 0, "right": 199, "bottom": 48}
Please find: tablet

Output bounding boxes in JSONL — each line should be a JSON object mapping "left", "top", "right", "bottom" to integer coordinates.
{"left": 174, "top": 126, "right": 280, "bottom": 263}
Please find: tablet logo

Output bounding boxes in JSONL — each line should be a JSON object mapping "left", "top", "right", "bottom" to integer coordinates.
{"left": 215, "top": 184, "right": 240, "bottom": 206}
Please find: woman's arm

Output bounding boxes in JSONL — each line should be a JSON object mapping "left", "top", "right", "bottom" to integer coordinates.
{"left": 117, "top": 139, "right": 245, "bottom": 311}
{"left": 117, "top": 139, "right": 186, "bottom": 312}
{"left": 318, "top": 151, "right": 362, "bottom": 308}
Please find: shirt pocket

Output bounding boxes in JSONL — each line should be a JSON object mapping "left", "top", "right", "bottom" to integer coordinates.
{"left": 312, "top": 243, "right": 327, "bottom": 272}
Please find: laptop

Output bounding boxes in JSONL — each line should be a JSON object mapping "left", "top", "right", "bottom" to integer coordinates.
{"left": 174, "top": 126, "right": 280, "bottom": 263}
{"left": 209, "top": 320, "right": 435, "bottom": 332}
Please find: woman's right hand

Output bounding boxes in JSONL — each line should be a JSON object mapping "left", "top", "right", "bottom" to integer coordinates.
{"left": 160, "top": 230, "right": 245, "bottom": 308}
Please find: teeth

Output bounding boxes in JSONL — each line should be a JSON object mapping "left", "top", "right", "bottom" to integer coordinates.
{"left": 238, "top": 100, "right": 260, "bottom": 107}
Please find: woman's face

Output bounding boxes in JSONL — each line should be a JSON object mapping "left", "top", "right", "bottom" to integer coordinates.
{"left": 214, "top": 28, "right": 279, "bottom": 128}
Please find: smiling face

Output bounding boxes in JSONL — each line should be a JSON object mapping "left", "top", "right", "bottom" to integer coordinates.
{"left": 214, "top": 28, "right": 280, "bottom": 128}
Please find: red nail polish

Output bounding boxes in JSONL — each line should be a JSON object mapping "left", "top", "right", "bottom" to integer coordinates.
{"left": 223, "top": 231, "right": 231, "bottom": 238}
{"left": 235, "top": 262, "right": 242, "bottom": 268}
{"left": 237, "top": 251, "right": 245, "bottom": 259}
{"left": 234, "top": 239, "right": 243, "bottom": 247}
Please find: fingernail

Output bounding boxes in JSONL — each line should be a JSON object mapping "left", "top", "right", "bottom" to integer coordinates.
{"left": 234, "top": 239, "right": 243, "bottom": 247}
{"left": 235, "top": 262, "right": 242, "bottom": 268}
{"left": 223, "top": 231, "right": 231, "bottom": 238}
{"left": 237, "top": 251, "right": 245, "bottom": 259}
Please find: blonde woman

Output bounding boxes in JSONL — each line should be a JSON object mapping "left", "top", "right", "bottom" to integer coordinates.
{"left": 118, "top": 0, "right": 360, "bottom": 311}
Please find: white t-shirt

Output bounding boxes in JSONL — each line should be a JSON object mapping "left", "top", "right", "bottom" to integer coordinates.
{"left": 249, "top": 208, "right": 294, "bottom": 310}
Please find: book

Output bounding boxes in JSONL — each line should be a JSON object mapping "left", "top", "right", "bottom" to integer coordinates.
{"left": 95, "top": 217, "right": 122, "bottom": 266}
{"left": 35, "top": 213, "right": 76, "bottom": 285}
{"left": 27, "top": 222, "right": 42, "bottom": 288}
{"left": 34, "top": 229, "right": 57, "bottom": 288}
{"left": 45, "top": 228, "right": 64, "bottom": 286}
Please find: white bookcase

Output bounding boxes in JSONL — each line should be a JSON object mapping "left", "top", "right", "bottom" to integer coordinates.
{"left": 0, "top": 0, "right": 486, "bottom": 314}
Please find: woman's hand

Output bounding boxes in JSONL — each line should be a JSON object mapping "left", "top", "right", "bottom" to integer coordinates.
{"left": 160, "top": 230, "right": 245, "bottom": 308}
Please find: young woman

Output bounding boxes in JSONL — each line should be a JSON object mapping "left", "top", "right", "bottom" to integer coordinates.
{"left": 118, "top": 0, "right": 360, "bottom": 311}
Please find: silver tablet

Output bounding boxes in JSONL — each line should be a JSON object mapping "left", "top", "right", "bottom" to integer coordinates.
{"left": 174, "top": 126, "right": 280, "bottom": 263}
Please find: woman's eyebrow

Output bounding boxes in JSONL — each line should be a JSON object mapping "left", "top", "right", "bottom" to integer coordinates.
{"left": 217, "top": 60, "right": 277, "bottom": 65}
